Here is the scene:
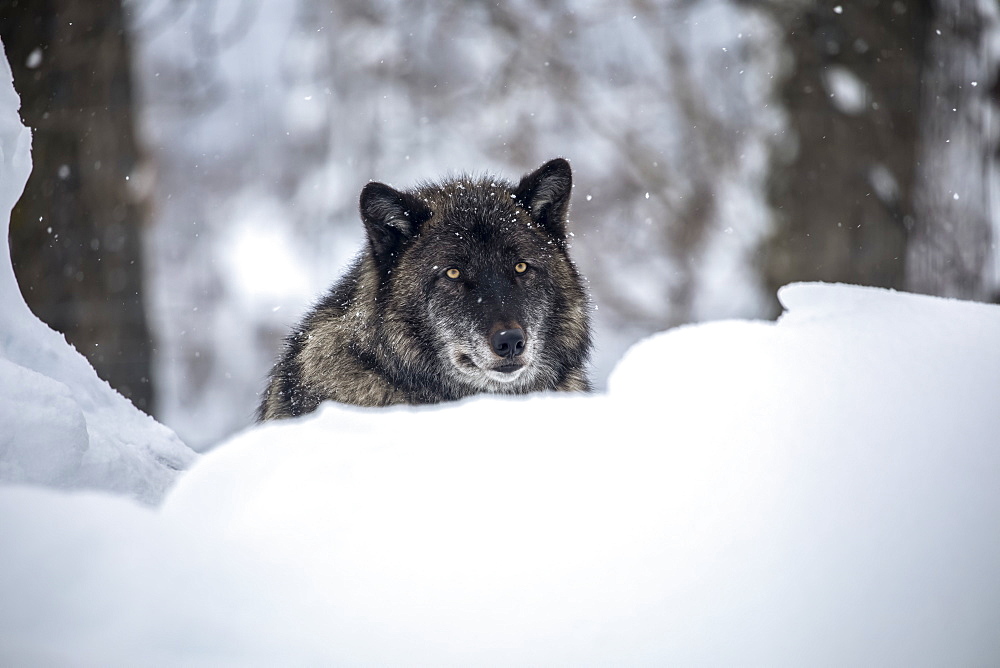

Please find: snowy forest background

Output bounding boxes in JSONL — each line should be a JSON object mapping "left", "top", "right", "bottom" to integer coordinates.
{"left": 2, "top": 0, "right": 998, "bottom": 450}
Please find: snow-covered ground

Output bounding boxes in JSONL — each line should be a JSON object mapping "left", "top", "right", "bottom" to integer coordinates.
{"left": 4, "top": 33, "right": 1000, "bottom": 666}
{"left": 2, "top": 281, "right": 999, "bottom": 664}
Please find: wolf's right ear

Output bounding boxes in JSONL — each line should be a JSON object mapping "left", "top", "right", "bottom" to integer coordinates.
{"left": 360, "top": 182, "right": 432, "bottom": 268}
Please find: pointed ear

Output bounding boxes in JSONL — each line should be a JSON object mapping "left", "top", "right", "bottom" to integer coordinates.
{"left": 359, "top": 181, "right": 431, "bottom": 268}
{"left": 514, "top": 158, "right": 573, "bottom": 239}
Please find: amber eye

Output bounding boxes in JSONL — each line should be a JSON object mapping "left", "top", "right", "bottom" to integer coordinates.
{"left": 514, "top": 262, "right": 528, "bottom": 274}
{"left": 445, "top": 267, "right": 461, "bottom": 280}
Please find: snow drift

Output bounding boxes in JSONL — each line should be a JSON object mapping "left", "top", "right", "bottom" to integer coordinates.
{"left": 0, "top": 42, "right": 195, "bottom": 504}
{"left": 2, "top": 282, "right": 999, "bottom": 665}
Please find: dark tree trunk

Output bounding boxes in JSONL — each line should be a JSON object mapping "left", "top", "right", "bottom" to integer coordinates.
{"left": 1, "top": 0, "right": 154, "bottom": 411}
{"left": 763, "top": 0, "right": 933, "bottom": 309}
{"left": 907, "top": 0, "right": 999, "bottom": 301}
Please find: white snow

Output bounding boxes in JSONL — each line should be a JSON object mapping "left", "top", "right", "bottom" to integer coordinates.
{"left": 823, "top": 64, "right": 867, "bottom": 115}
{"left": 3, "top": 27, "right": 1000, "bottom": 667}
{"left": 24, "top": 48, "right": 42, "bottom": 70}
{"left": 0, "top": 42, "right": 196, "bottom": 505}
{"left": 2, "top": 280, "right": 1000, "bottom": 664}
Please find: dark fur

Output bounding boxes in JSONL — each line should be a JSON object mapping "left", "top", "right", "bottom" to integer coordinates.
{"left": 257, "top": 158, "right": 592, "bottom": 421}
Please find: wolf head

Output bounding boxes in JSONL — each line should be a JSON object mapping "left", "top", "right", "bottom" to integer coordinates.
{"left": 359, "top": 158, "right": 589, "bottom": 395}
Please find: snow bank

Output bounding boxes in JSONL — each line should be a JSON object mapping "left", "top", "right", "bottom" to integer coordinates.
{"left": 0, "top": 42, "right": 196, "bottom": 504}
{"left": 2, "top": 281, "right": 999, "bottom": 664}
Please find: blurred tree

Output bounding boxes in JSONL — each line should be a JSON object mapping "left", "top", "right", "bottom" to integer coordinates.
{"left": 763, "top": 0, "right": 999, "bottom": 305}
{"left": 762, "top": 0, "right": 933, "bottom": 310}
{"left": 1, "top": 0, "right": 154, "bottom": 410}
{"left": 907, "top": 0, "right": 1000, "bottom": 301}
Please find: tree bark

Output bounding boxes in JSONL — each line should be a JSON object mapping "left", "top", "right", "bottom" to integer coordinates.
{"left": 907, "top": 0, "right": 999, "bottom": 301}
{"left": 764, "top": 0, "right": 933, "bottom": 309}
{"left": 1, "top": 0, "right": 154, "bottom": 411}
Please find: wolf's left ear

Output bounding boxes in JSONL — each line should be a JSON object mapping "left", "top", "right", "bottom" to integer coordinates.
{"left": 360, "top": 181, "right": 432, "bottom": 268}
{"left": 514, "top": 158, "right": 573, "bottom": 240}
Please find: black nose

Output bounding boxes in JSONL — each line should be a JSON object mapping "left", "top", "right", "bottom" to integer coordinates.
{"left": 491, "top": 328, "right": 526, "bottom": 358}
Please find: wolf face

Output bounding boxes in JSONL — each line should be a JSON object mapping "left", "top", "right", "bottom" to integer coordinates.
{"left": 363, "top": 158, "right": 581, "bottom": 395}
{"left": 258, "top": 158, "right": 591, "bottom": 420}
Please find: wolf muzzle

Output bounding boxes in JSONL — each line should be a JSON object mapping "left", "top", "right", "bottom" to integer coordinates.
{"left": 487, "top": 323, "right": 527, "bottom": 376}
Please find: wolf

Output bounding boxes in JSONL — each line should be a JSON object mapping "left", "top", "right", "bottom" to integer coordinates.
{"left": 257, "top": 158, "right": 592, "bottom": 421}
